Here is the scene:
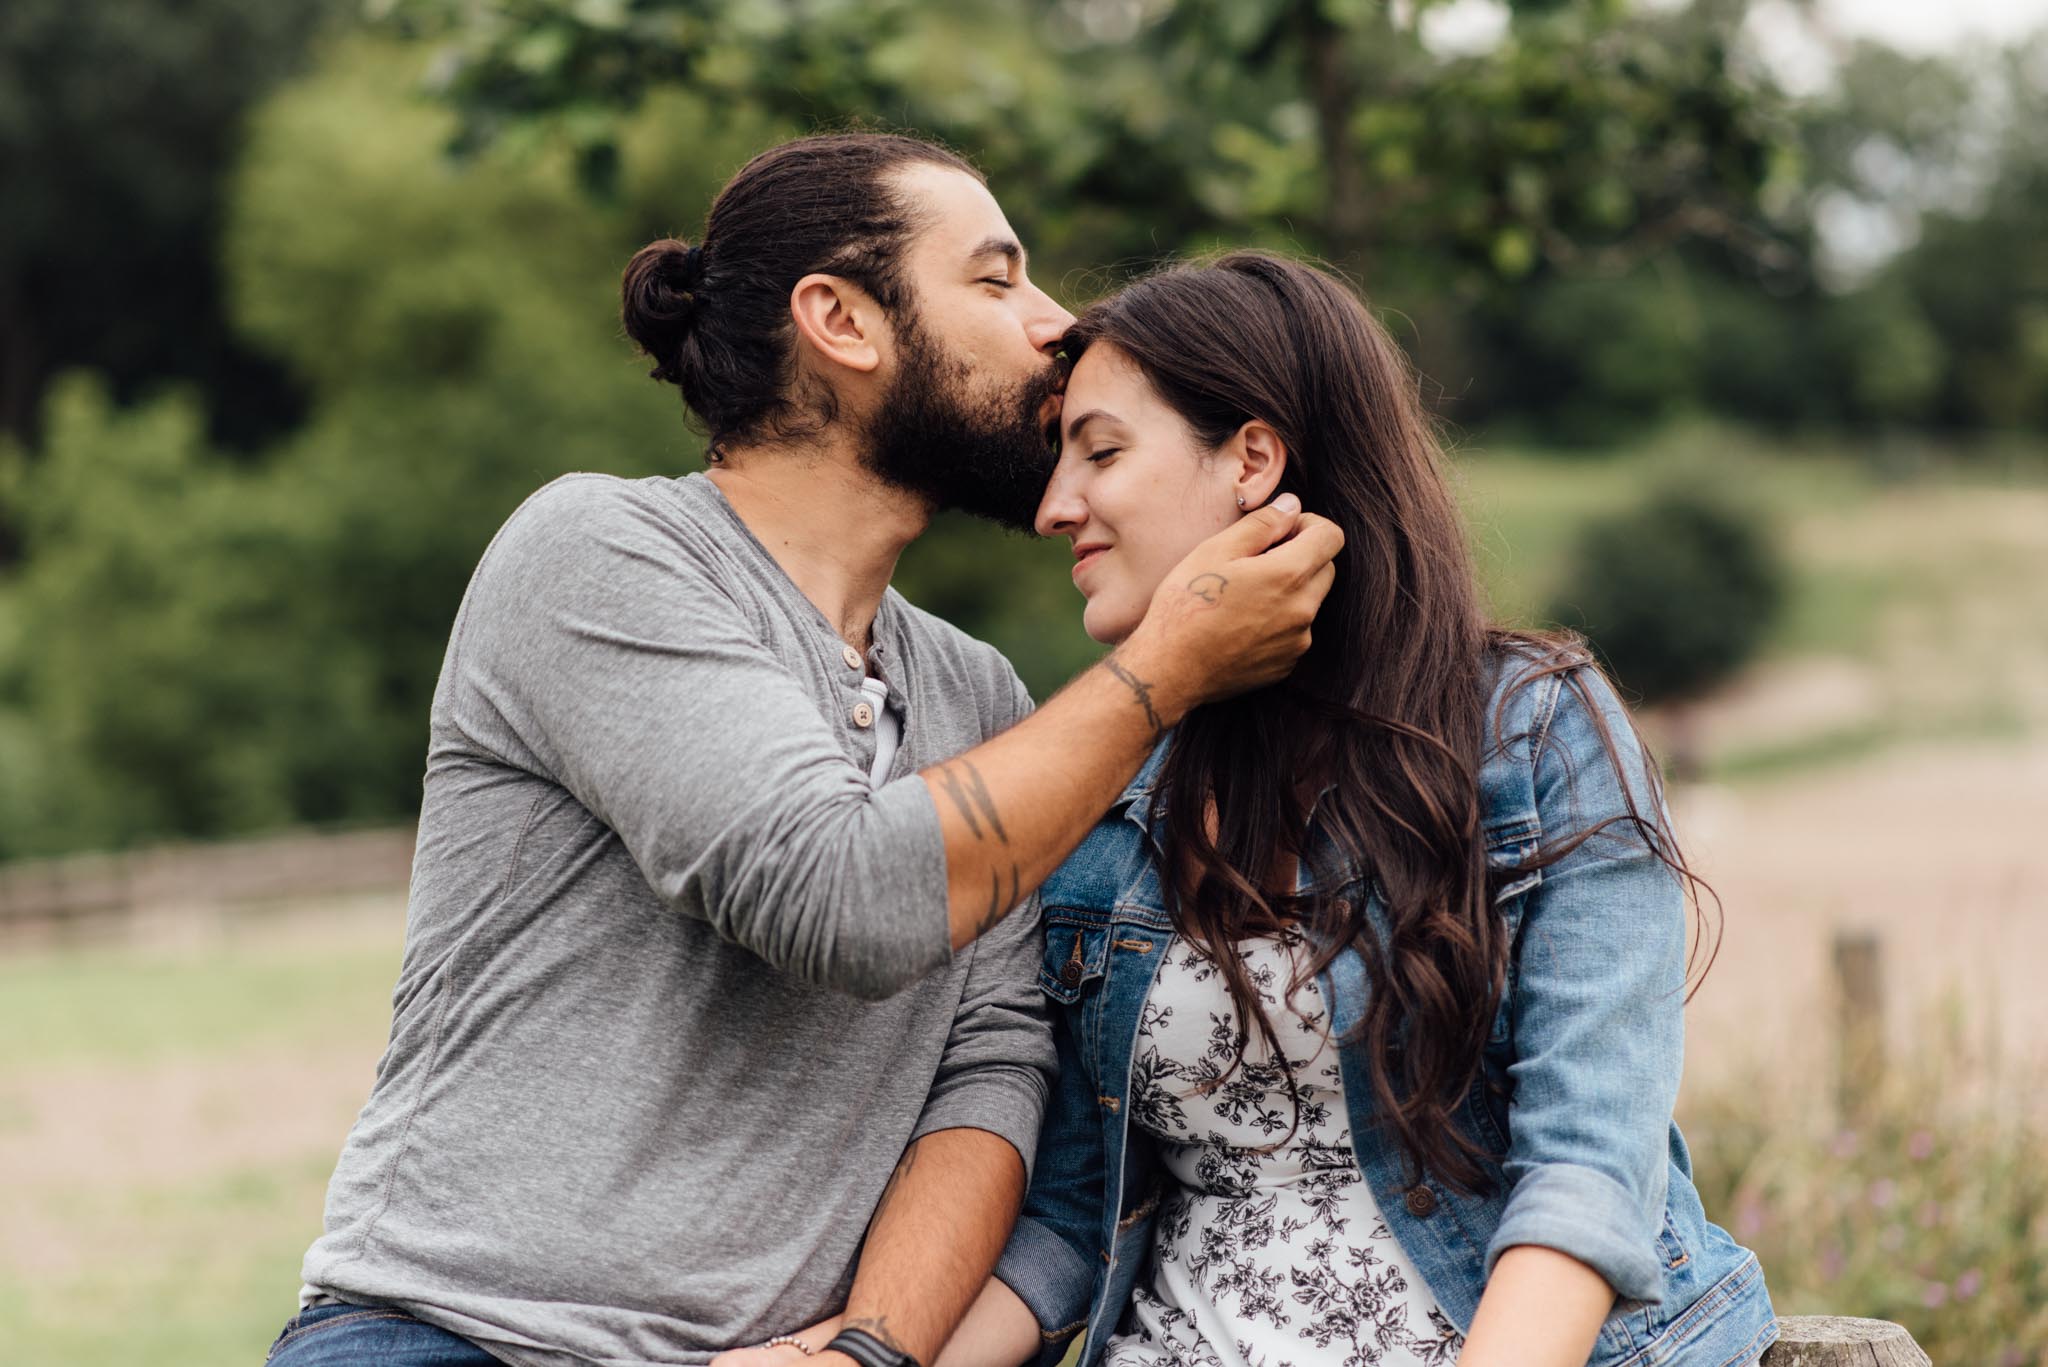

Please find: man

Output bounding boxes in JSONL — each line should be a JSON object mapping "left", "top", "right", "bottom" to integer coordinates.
{"left": 272, "top": 132, "right": 1342, "bottom": 1367}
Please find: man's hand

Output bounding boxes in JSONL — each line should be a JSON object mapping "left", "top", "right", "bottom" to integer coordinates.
{"left": 1111, "top": 493, "right": 1344, "bottom": 731}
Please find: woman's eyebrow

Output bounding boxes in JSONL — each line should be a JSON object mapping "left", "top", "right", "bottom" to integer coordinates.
{"left": 1064, "top": 408, "right": 1122, "bottom": 442}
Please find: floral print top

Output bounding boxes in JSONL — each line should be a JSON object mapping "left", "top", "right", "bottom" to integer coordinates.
{"left": 1102, "top": 932, "right": 1465, "bottom": 1367}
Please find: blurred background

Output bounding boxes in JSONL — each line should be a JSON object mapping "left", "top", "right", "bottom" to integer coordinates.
{"left": 2, "top": 0, "right": 2044, "bottom": 1361}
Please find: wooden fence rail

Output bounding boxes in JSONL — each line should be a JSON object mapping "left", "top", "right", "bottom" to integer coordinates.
{"left": 0, "top": 825, "right": 415, "bottom": 934}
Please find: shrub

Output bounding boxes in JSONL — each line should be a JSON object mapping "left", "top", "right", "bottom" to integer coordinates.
{"left": 1547, "top": 478, "right": 1788, "bottom": 707}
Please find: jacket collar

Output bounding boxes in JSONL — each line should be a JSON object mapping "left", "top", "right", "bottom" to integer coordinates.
{"left": 1119, "top": 733, "right": 1343, "bottom": 809}
{"left": 1116, "top": 734, "right": 1173, "bottom": 811}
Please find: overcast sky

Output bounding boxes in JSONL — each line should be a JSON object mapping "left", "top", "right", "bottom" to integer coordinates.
{"left": 1422, "top": 0, "right": 2048, "bottom": 80}
{"left": 1748, "top": 0, "right": 2048, "bottom": 92}
{"left": 1807, "top": 0, "right": 2048, "bottom": 53}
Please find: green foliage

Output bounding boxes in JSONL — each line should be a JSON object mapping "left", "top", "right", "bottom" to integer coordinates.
{"left": 1, "top": 5, "right": 2043, "bottom": 857}
{"left": 381, "top": 0, "right": 1794, "bottom": 291}
{"left": 0, "top": 376, "right": 392, "bottom": 857}
{"left": 1799, "top": 34, "right": 2048, "bottom": 434}
{"left": 0, "top": 38, "right": 698, "bottom": 856}
{"left": 0, "top": 0, "right": 331, "bottom": 447}
{"left": 1547, "top": 477, "right": 1788, "bottom": 705}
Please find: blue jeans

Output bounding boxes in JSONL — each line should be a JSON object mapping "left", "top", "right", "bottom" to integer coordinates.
{"left": 265, "top": 1302, "right": 501, "bottom": 1365}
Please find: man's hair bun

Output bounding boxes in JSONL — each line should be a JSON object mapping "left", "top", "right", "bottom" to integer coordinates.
{"left": 621, "top": 238, "right": 706, "bottom": 385}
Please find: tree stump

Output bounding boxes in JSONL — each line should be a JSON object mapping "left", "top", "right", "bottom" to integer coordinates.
{"left": 1761, "top": 1316, "right": 1931, "bottom": 1366}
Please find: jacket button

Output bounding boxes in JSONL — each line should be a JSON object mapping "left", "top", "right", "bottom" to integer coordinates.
{"left": 1059, "top": 960, "right": 1084, "bottom": 987}
{"left": 1404, "top": 1185, "right": 1438, "bottom": 1217}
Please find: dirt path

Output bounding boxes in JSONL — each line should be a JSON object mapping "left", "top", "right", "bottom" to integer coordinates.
{"left": 1675, "top": 739, "right": 2048, "bottom": 1099}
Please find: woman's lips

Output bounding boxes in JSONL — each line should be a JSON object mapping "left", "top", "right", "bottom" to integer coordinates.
{"left": 1071, "top": 546, "right": 1108, "bottom": 582}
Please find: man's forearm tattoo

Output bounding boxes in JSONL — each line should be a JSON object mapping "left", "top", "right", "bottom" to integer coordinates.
{"left": 1187, "top": 572, "right": 1228, "bottom": 605}
{"left": 1102, "top": 655, "right": 1166, "bottom": 740}
{"left": 960, "top": 762, "right": 1009, "bottom": 843}
{"left": 932, "top": 763, "right": 984, "bottom": 840}
{"left": 937, "top": 758, "right": 1008, "bottom": 843}
{"left": 976, "top": 862, "right": 1021, "bottom": 937}
{"left": 874, "top": 1140, "right": 920, "bottom": 1215}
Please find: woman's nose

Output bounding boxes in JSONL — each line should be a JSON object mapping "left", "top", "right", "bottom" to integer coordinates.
{"left": 1035, "top": 472, "right": 1085, "bottom": 539}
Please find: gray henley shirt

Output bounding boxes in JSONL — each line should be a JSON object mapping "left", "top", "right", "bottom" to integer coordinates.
{"left": 301, "top": 472, "right": 1056, "bottom": 1367}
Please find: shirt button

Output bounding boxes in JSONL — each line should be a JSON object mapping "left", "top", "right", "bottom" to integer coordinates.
{"left": 1404, "top": 1185, "right": 1438, "bottom": 1217}
{"left": 841, "top": 645, "right": 863, "bottom": 670}
{"left": 851, "top": 701, "right": 875, "bottom": 729}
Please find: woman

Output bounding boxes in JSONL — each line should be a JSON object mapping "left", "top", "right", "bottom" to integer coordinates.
{"left": 939, "top": 252, "right": 1776, "bottom": 1367}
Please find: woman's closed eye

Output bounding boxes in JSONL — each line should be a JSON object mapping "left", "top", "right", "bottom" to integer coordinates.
{"left": 1087, "top": 447, "right": 1122, "bottom": 464}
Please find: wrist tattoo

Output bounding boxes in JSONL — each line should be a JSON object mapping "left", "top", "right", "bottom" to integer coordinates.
{"left": 1187, "top": 572, "right": 1227, "bottom": 605}
{"left": 842, "top": 1316, "right": 908, "bottom": 1355}
{"left": 1102, "top": 656, "right": 1166, "bottom": 740}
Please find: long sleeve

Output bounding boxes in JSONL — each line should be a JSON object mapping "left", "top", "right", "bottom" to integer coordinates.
{"left": 1485, "top": 667, "right": 1689, "bottom": 1303}
{"left": 443, "top": 475, "right": 953, "bottom": 1000}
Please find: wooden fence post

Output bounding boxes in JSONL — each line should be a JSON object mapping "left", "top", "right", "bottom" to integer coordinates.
{"left": 1832, "top": 929, "right": 1885, "bottom": 1118}
{"left": 1760, "top": 1315, "right": 1930, "bottom": 1366}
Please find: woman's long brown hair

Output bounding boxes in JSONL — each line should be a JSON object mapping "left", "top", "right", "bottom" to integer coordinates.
{"left": 1064, "top": 252, "right": 1717, "bottom": 1194}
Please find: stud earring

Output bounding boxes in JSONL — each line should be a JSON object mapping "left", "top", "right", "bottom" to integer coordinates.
{"left": 1236, "top": 494, "right": 1247, "bottom": 509}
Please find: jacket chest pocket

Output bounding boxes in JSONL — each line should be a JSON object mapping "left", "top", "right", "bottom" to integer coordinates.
{"left": 1039, "top": 918, "right": 1110, "bottom": 1004}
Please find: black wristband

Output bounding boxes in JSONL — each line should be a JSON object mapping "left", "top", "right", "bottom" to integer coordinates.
{"left": 825, "top": 1327, "right": 921, "bottom": 1367}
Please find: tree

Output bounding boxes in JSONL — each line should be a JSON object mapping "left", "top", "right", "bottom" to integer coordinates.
{"left": 380, "top": 1, "right": 1797, "bottom": 352}
{"left": 0, "top": 375, "right": 390, "bottom": 856}
{"left": 0, "top": 0, "right": 332, "bottom": 455}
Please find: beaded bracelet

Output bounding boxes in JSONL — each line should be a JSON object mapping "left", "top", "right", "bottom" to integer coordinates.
{"left": 763, "top": 1337, "right": 817, "bottom": 1356}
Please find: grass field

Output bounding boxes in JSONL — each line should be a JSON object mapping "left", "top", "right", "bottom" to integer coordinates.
{"left": 0, "top": 906, "right": 400, "bottom": 1366}
{"left": 5, "top": 436, "right": 2046, "bottom": 1365}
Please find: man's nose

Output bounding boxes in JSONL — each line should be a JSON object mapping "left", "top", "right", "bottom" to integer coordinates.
{"left": 1025, "top": 286, "right": 1076, "bottom": 356}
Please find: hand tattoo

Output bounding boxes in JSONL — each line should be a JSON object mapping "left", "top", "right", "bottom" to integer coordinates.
{"left": 1102, "top": 655, "right": 1166, "bottom": 740}
{"left": 1187, "top": 572, "right": 1227, "bottom": 605}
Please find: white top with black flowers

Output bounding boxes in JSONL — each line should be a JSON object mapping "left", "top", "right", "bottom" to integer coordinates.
{"left": 1102, "top": 931, "right": 1465, "bottom": 1367}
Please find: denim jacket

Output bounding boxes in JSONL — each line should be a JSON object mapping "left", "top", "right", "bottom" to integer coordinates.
{"left": 993, "top": 651, "right": 1777, "bottom": 1367}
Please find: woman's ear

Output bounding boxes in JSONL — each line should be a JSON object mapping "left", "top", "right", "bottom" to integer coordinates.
{"left": 788, "top": 273, "right": 884, "bottom": 376}
{"left": 1229, "top": 420, "right": 1289, "bottom": 510}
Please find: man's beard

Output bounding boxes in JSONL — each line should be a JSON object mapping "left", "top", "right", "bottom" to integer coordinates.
{"left": 861, "top": 312, "right": 1061, "bottom": 532}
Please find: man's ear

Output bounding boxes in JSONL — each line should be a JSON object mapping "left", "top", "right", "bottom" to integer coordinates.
{"left": 789, "top": 273, "right": 885, "bottom": 376}
{"left": 1228, "top": 420, "right": 1289, "bottom": 509}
